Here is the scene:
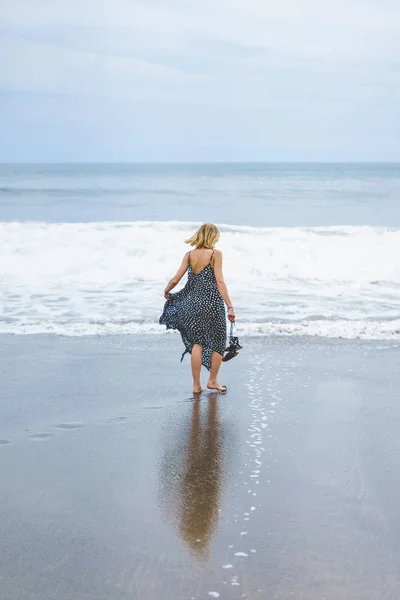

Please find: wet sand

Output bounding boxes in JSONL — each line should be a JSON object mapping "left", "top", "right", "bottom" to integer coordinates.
{"left": 1, "top": 334, "right": 400, "bottom": 599}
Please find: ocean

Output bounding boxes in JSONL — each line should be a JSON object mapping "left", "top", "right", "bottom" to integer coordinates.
{"left": 1, "top": 162, "right": 399, "bottom": 338}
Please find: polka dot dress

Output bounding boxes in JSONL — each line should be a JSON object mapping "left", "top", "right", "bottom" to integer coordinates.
{"left": 160, "top": 250, "right": 227, "bottom": 370}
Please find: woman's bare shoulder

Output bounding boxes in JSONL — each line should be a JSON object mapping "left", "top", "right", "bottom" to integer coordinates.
{"left": 212, "top": 249, "right": 222, "bottom": 265}
{"left": 179, "top": 250, "right": 190, "bottom": 264}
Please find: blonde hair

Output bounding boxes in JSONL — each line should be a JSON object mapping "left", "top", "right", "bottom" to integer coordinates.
{"left": 185, "top": 223, "right": 220, "bottom": 249}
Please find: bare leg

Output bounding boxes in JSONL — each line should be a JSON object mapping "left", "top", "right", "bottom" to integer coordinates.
{"left": 207, "top": 352, "right": 226, "bottom": 393}
{"left": 191, "top": 344, "right": 204, "bottom": 394}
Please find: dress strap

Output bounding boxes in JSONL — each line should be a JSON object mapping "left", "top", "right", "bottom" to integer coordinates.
{"left": 188, "top": 251, "right": 191, "bottom": 265}
{"left": 209, "top": 249, "right": 215, "bottom": 264}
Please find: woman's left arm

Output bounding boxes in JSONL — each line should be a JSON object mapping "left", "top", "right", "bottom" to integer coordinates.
{"left": 164, "top": 252, "right": 189, "bottom": 299}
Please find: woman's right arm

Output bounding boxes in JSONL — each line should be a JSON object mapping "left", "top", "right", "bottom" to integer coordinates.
{"left": 213, "top": 250, "right": 236, "bottom": 322}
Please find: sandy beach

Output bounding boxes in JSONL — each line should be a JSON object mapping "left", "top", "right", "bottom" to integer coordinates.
{"left": 1, "top": 333, "right": 400, "bottom": 599}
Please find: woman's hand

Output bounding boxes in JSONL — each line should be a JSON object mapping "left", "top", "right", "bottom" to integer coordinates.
{"left": 164, "top": 289, "right": 171, "bottom": 301}
{"left": 227, "top": 307, "right": 236, "bottom": 322}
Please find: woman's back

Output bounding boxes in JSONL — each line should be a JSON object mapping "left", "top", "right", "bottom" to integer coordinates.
{"left": 188, "top": 248, "right": 215, "bottom": 275}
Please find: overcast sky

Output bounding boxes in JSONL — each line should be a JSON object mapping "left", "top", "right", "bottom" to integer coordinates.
{"left": 0, "top": 0, "right": 399, "bottom": 162}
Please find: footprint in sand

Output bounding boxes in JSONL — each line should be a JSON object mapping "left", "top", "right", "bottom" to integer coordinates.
{"left": 29, "top": 433, "right": 55, "bottom": 440}
{"left": 0, "top": 439, "right": 10, "bottom": 445}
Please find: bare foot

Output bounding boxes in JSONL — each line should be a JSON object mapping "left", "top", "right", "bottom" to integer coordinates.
{"left": 207, "top": 381, "right": 227, "bottom": 393}
{"left": 193, "top": 386, "right": 205, "bottom": 394}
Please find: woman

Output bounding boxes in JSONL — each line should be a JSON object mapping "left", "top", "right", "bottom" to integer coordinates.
{"left": 160, "top": 223, "right": 235, "bottom": 394}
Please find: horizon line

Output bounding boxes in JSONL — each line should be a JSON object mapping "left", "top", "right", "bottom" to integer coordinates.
{"left": 1, "top": 160, "right": 399, "bottom": 166}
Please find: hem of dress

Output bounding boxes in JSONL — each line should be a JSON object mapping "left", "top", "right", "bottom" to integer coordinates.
{"left": 160, "top": 320, "right": 225, "bottom": 371}
{"left": 182, "top": 345, "right": 224, "bottom": 371}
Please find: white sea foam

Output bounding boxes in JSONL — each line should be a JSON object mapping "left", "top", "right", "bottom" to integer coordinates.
{"left": 1, "top": 220, "right": 400, "bottom": 338}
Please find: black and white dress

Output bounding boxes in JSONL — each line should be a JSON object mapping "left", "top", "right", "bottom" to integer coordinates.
{"left": 159, "top": 250, "right": 227, "bottom": 370}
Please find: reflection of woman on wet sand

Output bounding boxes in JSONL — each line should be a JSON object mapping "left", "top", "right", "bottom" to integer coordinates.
{"left": 160, "top": 395, "right": 223, "bottom": 560}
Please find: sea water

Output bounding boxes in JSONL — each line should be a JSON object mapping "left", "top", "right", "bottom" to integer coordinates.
{"left": 1, "top": 163, "right": 399, "bottom": 338}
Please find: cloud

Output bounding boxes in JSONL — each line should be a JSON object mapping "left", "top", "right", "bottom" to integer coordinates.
{"left": 2, "top": 0, "right": 400, "bottom": 58}
{"left": 0, "top": 0, "right": 399, "bottom": 160}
